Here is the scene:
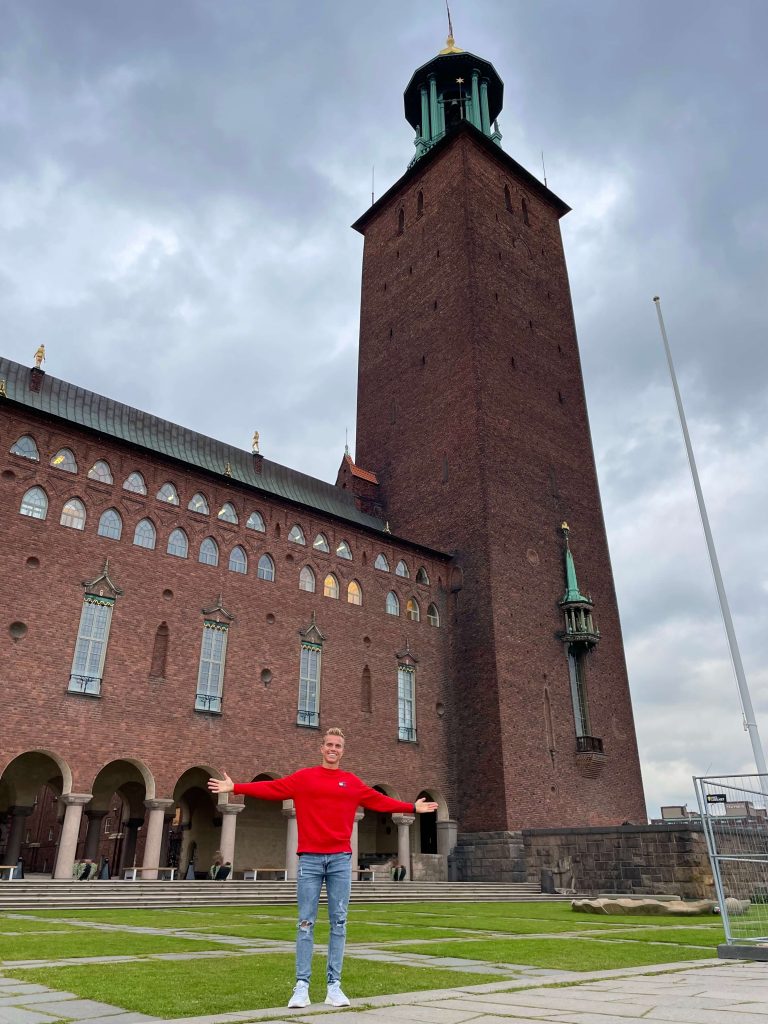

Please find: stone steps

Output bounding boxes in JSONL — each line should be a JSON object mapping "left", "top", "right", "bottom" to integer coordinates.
{"left": 0, "top": 880, "right": 564, "bottom": 910}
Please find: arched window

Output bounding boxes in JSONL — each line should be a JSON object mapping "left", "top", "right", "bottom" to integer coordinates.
{"left": 229, "top": 545, "right": 247, "bottom": 574}
{"left": 123, "top": 471, "right": 147, "bottom": 494}
{"left": 133, "top": 518, "right": 156, "bottom": 549}
{"left": 417, "top": 190, "right": 424, "bottom": 217}
{"left": 427, "top": 603, "right": 440, "bottom": 627}
{"left": 60, "top": 497, "right": 86, "bottom": 530}
{"left": 504, "top": 183, "right": 512, "bottom": 211}
{"left": 336, "top": 539, "right": 352, "bottom": 560}
{"left": 299, "top": 566, "right": 316, "bottom": 593}
{"left": 188, "top": 492, "right": 209, "bottom": 514}
{"left": 246, "top": 510, "right": 265, "bottom": 532}
{"left": 257, "top": 554, "right": 275, "bottom": 581}
{"left": 522, "top": 197, "right": 530, "bottom": 226}
{"left": 374, "top": 553, "right": 389, "bottom": 572}
{"left": 347, "top": 580, "right": 362, "bottom": 606}
{"left": 88, "top": 460, "right": 113, "bottom": 484}
{"left": 386, "top": 591, "right": 400, "bottom": 616}
{"left": 51, "top": 448, "right": 78, "bottom": 473}
{"left": 406, "top": 597, "right": 420, "bottom": 621}
{"left": 218, "top": 501, "right": 238, "bottom": 524}
{"left": 156, "top": 482, "right": 179, "bottom": 505}
{"left": 398, "top": 207, "right": 405, "bottom": 234}
{"left": 395, "top": 559, "right": 410, "bottom": 578}
{"left": 167, "top": 528, "right": 188, "bottom": 558}
{"left": 313, "top": 533, "right": 329, "bottom": 553}
{"left": 288, "top": 524, "right": 306, "bottom": 545}
{"left": 416, "top": 566, "right": 430, "bottom": 585}
{"left": 97, "top": 508, "right": 122, "bottom": 540}
{"left": 19, "top": 486, "right": 48, "bottom": 519}
{"left": 323, "top": 573, "right": 339, "bottom": 599}
{"left": 199, "top": 537, "right": 219, "bottom": 566}
{"left": 10, "top": 435, "right": 39, "bottom": 461}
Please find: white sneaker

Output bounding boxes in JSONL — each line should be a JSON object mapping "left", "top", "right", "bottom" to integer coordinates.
{"left": 288, "top": 981, "right": 311, "bottom": 1008}
{"left": 325, "top": 982, "right": 350, "bottom": 1007}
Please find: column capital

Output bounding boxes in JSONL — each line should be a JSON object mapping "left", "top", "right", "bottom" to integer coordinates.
{"left": 61, "top": 792, "right": 92, "bottom": 807}
{"left": 85, "top": 808, "right": 108, "bottom": 820}
{"left": 354, "top": 808, "right": 365, "bottom": 822}
{"left": 8, "top": 805, "right": 36, "bottom": 818}
{"left": 144, "top": 798, "right": 175, "bottom": 812}
{"left": 392, "top": 813, "right": 415, "bottom": 827}
{"left": 218, "top": 802, "right": 245, "bottom": 816}
{"left": 436, "top": 818, "right": 458, "bottom": 828}
{"left": 282, "top": 805, "right": 296, "bottom": 819}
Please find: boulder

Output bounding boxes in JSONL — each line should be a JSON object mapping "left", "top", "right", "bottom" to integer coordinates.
{"left": 572, "top": 896, "right": 716, "bottom": 915}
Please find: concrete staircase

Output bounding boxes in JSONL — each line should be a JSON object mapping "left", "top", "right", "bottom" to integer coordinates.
{"left": 0, "top": 879, "right": 564, "bottom": 911}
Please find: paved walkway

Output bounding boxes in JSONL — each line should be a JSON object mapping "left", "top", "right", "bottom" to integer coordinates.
{"left": 1, "top": 960, "right": 766, "bottom": 1024}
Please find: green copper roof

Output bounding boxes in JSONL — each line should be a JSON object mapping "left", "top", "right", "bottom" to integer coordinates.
{"left": 0, "top": 356, "right": 395, "bottom": 536}
{"left": 560, "top": 526, "right": 591, "bottom": 605}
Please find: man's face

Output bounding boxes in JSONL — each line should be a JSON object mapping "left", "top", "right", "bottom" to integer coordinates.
{"left": 321, "top": 734, "right": 345, "bottom": 767}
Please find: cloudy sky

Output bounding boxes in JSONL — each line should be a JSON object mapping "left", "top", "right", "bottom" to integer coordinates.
{"left": 2, "top": 0, "right": 767, "bottom": 817}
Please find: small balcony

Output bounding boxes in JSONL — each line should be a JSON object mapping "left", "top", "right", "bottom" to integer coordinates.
{"left": 398, "top": 726, "right": 418, "bottom": 743}
{"left": 68, "top": 674, "right": 101, "bottom": 696}
{"left": 195, "top": 692, "right": 222, "bottom": 714}
{"left": 576, "top": 735, "right": 604, "bottom": 754}
{"left": 297, "top": 709, "right": 320, "bottom": 728}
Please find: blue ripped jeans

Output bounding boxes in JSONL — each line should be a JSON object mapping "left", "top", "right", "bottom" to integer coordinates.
{"left": 296, "top": 852, "right": 352, "bottom": 984}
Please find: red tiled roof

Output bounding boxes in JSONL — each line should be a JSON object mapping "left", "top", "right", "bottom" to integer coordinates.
{"left": 344, "top": 454, "right": 378, "bottom": 484}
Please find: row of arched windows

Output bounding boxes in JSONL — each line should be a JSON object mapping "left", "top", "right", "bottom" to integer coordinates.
{"left": 10, "top": 434, "right": 435, "bottom": 582}
{"left": 17, "top": 486, "right": 440, "bottom": 623}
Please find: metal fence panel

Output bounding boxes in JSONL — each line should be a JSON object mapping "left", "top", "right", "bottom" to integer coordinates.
{"left": 694, "top": 773, "right": 768, "bottom": 946}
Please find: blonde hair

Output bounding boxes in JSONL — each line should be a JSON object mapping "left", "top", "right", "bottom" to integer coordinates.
{"left": 324, "top": 727, "right": 345, "bottom": 740}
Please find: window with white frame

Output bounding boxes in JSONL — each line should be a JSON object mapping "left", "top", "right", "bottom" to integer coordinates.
{"left": 199, "top": 537, "right": 219, "bottom": 566}
{"left": 323, "top": 573, "right": 339, "bottom": 599}
{"left": 10, "top": 435, "right": 39, "bottom": 461}
{"left": 297, "top": 642, "right": 321, "bottom": 727}
{"left": 395, "top": 559, "right": 410, "bottom": 578}
{"left": 347, "top": 580, "right": 362, "bottom": 605}
{"left": 188, "top": 492, "right": 209, "bottom": 514}
{"left": 60, "top": 497, "right": 86, "bottom": 530}
{"left": 336, "top": 539, "right": 352, "bottom": 560}
{"left": 416, "top": 566, "right": 430, "bottom": 585}
{"left": 313, "top": 533, "right": 329, "bottom": 552}
{"left": 97, "top": 508, "right": 122, "bottom": 540}
{"left": 374, "top": 553, "right": 389, "bottom": 571}
{"left": 123, "top": 471, "right": 147, "bottom": 494}
{"left": 195, "top": 621, "right": 228, "bottom": 713}
{"left": 427, "top": 603, "right": 440, "bottom": 627}
{"left": 246, "top": 511, "right": 265, "bottom": 532}
{"left": 229, "top": 545, "right": 247, "bottom": 574}
{"left": 386, "top": 591, "right": 400, "bottom": 616}
{"left": 88, "top": 460, "right": 113, "bottom": 484}
{"left": 288, "top": 524, "right": 306, "bottom": 545}
{"left": 397, "top": 665, "right": 417, "bottom": 742}
{"left": 299, "top": 566, "right": 316, "bottom": 592}
{"left": 19, "top": 486, "right": 48, "bottom": 519}
{"left": 68, "top": 595, "right": 114, "bottom": 696}
{"left": 217, "top": 502, "right": 238, "bottom": 524}
{"left": 257, "top": 553, "right": 275, "bottom": 581}
{"left": 156, "top": 482, "right": 179, "bottom": 505}
{"left": 167, "top": 528, "right": 188, "bottom": 558}
{"left": 133, "top": 518, "right": 156, "bottom": 549}
{"left": 406, "top": 597, "right": 420, "bottom": 621}
{"left": 51, "top": 448, "right": 78, "bottom": 473}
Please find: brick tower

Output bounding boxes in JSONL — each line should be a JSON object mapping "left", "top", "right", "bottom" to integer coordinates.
{"left": 352, "top": 34, "right": 647, "bottom": 839}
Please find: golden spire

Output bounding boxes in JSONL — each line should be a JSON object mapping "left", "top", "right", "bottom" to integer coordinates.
{"left": 439, "top": 1, "right": 463, "bottom": 54}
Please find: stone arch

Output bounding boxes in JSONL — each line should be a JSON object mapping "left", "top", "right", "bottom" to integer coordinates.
{"left": 173, "top": 765, "right": 222, "bottom": 879}
{"left": 416, "top": 786, "right": 450, "bottom": 856}
{"left": 84, "top": 758, "right": 156, "bottom": 877}
{"left": 0, "top": 750, "right": 72, "bottom": 875}
{"left": 88, "top": 758, "right": 155, "bottom": 809}
{"left": 235, "top": 771, "right": 286, "bottom": 875}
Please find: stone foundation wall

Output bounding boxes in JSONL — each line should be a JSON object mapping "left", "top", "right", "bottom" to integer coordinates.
{"left": 411, "top": 853, "right": 446, "bottom": 881}
{"left": 522, "top": 824, "right": 715, "bottom": 899}
{"left": 448, "top": 831, "right": 527, "bottom": 882}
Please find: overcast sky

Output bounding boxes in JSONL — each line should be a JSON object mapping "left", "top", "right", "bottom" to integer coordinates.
{"left": 2, "top": 0, "right": 767, "bottom": 818}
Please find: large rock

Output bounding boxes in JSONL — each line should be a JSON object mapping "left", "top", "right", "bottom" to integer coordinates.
{"left": 572, "top": 896, "right": 716, "bottom": 915}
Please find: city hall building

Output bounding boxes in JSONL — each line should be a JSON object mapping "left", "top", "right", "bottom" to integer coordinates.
{"left": 0, "top": 33, "right": 646, "bottom": 883}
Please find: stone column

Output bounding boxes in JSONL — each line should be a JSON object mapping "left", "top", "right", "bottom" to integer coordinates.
{"left": 350, "top": 808, "right": 364, "bottom": 869}
{"left": 118, "top": 817, "right": 144, "bottom": 874}
{"left": 142, "top": 799, "right": 175, "bottom": 879}
{"left": 4, "top": 806, "right": 34, "bottom": 866}
{"left": 420, "top": 84, "right": 430, "bottom": 141}
{"left": 470, "top": 70, "right": 481, "bottom": 128}
{"left": 159, "top": 810, "right": 175, "bottom": 866}
{"left": 283, "top": 804, "right": 298, "bottom": 880}
{"left": 218, "top": 802, "right": 244, "bottom": 875}
{"left": 53, "top": 794, "right": 92, "bottom": 879}
{"left": 428, "top": 74, "right": 439, "bottom": 139}
{"left": 392, "top": 813, "right": 415, "bottom": 881}
{"left": 83, "top": 810, "right": 107, "bottom": 861}
{"left": 437, "top": 819, "right": 458, "bottom": 861}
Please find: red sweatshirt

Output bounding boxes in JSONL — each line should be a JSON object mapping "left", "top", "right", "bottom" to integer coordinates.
{"left": 233, "top": 766, "right": 416, "bottom": 854}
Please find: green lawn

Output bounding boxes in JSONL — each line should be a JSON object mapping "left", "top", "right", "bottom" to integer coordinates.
{"left": 382, "top": 937, "right": 716, "bottom": 970}
{"left": 0, "top": 930, "right": 235, "bottom": 963}
{"left": 600, "top": 926, "right": 722, "bottom": 947}
{"left": 6, "top": 954, "right": 500, "bottom": 1017}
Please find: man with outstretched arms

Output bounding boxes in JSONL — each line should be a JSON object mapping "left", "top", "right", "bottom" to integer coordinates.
{"left": 208, "top": 727, "right": 438, "bottom": 1009}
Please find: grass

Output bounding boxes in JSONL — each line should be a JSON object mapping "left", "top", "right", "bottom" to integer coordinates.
{"left": 6, "top": 953, "right": 500, "bottom": 1017}
{"left": 600, "top": 927, "right": 722, "bottom": 947}
{"left": 0, "top": 931, "right": 235, "bottom": 963}
{"left": 381, "top": 937, "right": 716, "bottom": 970}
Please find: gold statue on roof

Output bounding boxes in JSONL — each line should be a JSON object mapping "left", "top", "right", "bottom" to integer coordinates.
{"left": 34, "top": 344, "right": 46, "bottom": 368}
{"left": 252, "top": 430, "right": 260, "bottom": 454}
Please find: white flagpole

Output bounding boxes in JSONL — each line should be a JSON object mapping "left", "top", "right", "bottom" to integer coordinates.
{"left": 653, "top": 296, "right": 767, "bottom": 776}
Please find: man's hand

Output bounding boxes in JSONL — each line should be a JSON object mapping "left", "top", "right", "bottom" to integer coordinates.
{"left": 207, "top": 771, "right": 234, "bottom": 795}
{"left": 414, "top": 797, "right": 439, "bottom": 813}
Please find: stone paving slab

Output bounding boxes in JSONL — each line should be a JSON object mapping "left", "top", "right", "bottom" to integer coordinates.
{"left": 71, "top": 1016, "right": 156, "bottom": 1024}
{"left": 0, "top": 995, "right": 77, "bottom": 1008}
{"left": 0, "top": 1009, "right": 66, "bottom": 1024}
{"left": 28, "top": 1001, "right": 137, "bottom": 1020}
